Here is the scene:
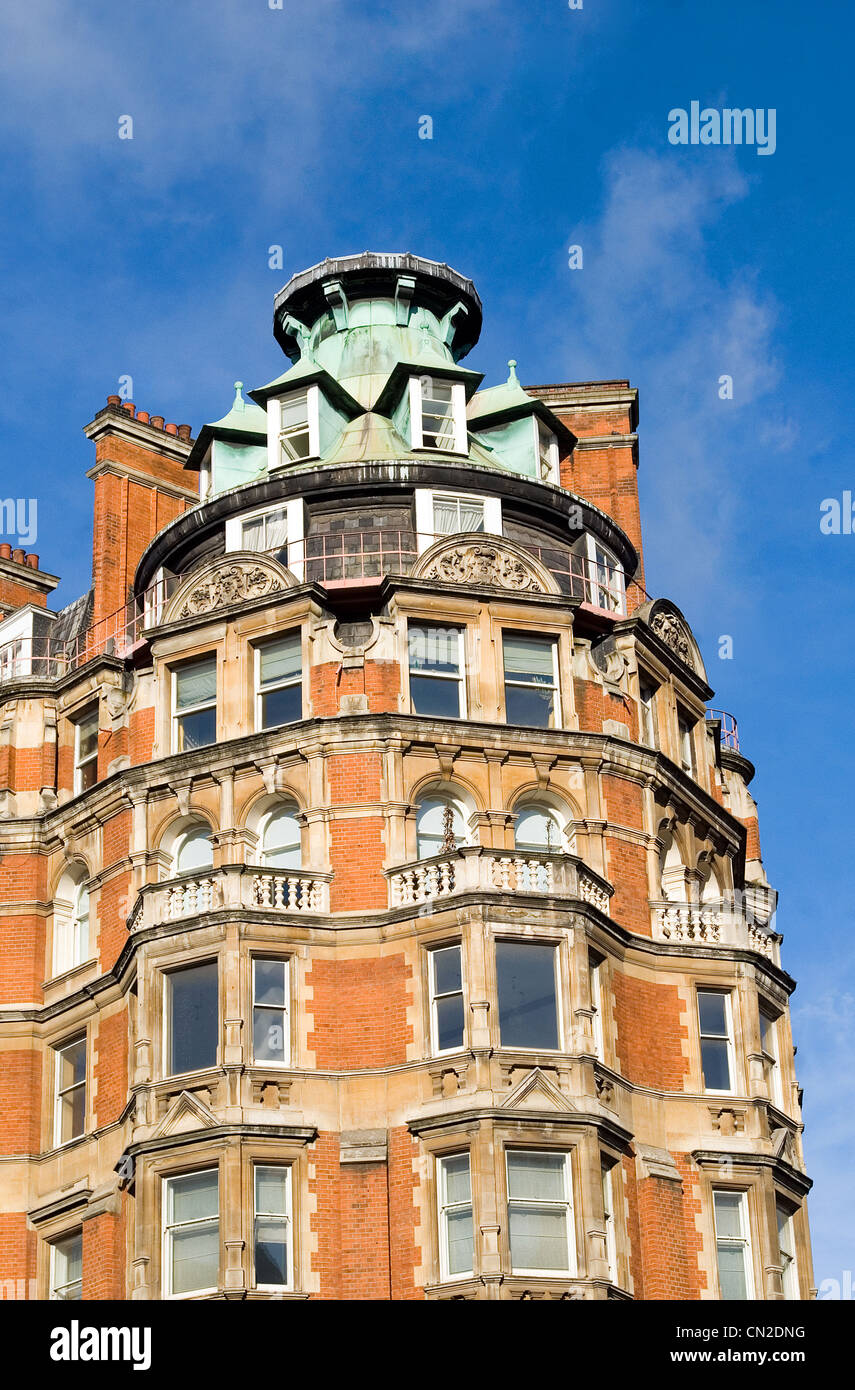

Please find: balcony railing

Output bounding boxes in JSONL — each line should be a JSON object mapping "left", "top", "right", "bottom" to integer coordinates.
{"left": 651, "top": 899, "right": 780, "bottom": 963}
{"left": 706, "top": 708, "right": 740, "bottom": 751}
{"left": 126, "top": 864, "right": 332, "bottom": 931}
{"left": 0, "top": 529, "right": 649, "bottom": 684}
{"left": 386, "top": 846, "right": 613, "bottom": 912}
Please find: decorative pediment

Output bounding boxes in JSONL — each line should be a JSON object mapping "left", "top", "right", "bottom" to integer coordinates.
{"left": 412, "top": 534, "right": 559, "bottom": 595}
{"left": 164, "top": 552, "right": 295, "bottom": 622}
{"left": 151, "top": 1089, "right": 219, "bottom": 1140}
{"left": 636, "top": 598, "right": 707, "bottom": 679}
{"left": 500, "top": 1066, "right": 576, "bottom": 1113}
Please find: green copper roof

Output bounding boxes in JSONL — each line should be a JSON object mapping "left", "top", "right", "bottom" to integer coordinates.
{"left": 210, "top": 381, "right": 268, "bottom": 434}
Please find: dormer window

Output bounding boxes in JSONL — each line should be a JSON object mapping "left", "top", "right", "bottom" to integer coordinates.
{"left": 584, "top": 536, "right": 625, "bottom": 614}
{"left": 409, "top": 376, "right": 467, "bottom": 454}
{"left": 279, "top": 390, "right": 312, "bottom": 462}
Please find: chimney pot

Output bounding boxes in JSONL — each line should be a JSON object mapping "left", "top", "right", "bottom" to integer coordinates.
{"left": 177, "top": 423, "right": 192, "bottom": 441}
{"left": 26, "top": 553, "right": 39, "bottom": 569}
{"left": 150, "top": 415, "right": 164, "bottom": 429}
{"left": 11, "top": 549, "right": 25, "bottom": 564}
{"left": 165, "top": 422, "right": 178, "bottom": 435}
{"left": 136, "top": 410, "right": 150, "bottom": 424}
{"left": 0, "top": 543, "right": 11, "bottom": 559}
{"left": 107, "top": 394, "right": 121, "bottom": 407}
{"left": 122, "top": 402, "right": 135, "bottom": 415}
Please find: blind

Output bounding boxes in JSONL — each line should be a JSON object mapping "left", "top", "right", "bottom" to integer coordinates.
{"left": 503, "top": 634, "right": 555, "bottom": 680}
{"left": 507, "top": 1151, "right": 566, "bottom": 1201}
{"left": 260, "top": 634, "right": 301, "bottom": 685}
{"left": 176, "top": 657, "right": 216, "bottom": 709}
{"left": 170, "top": 1170, "right": 219, "bottom": 1224}
{"left": 256, "top": 1167, "right": 289, "bottom": 1216}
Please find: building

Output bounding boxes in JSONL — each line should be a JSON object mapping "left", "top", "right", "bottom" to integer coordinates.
{"left": 0, "top": 252, "right": 812, "bottom": 1301}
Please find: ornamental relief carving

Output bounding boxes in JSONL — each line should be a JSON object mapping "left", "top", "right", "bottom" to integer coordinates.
{"left": 172, "top": 560, "right": 287, "bottom": 619}
{"left": 649, "top": 608, "right": 694, "bottom": 668}
{"left": 418, "top": 542, "right": 548, "bottom": 593}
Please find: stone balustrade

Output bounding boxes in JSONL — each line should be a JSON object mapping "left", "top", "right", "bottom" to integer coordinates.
{"left": 387, "top": 847, "right": 613, "bottom": 913}
{"left": 126, "top": 863, "right": 332, "bottom": 930}
{"left": 651, "top": 900, "right": 781, "bottom": 964}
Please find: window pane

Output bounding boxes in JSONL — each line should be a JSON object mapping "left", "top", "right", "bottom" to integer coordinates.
{"left": 176, "top": 827, "right": 213, "bottom": 874}
{"left": 281, "top": 394, "right": 308, "bottom": 428}
{"left": 77, "top": 714, "right": 98, "bottom": 761}
{"left": 496, "top": 942, "right": 559, "bottom": 1048}
{"left": 59, "top": 1038, "right": 86, "bottom": 1089}
{"left": 256, "top": 1166, "right": 289, "bottom": 1215}
{"left": 435, "top": 994, "right": 465, "bottom": 1052}
{"left": 446, "top": 1207, "right": 474, "bottom": 1275}
{"left": 176, "top": 658, "right": 216, "bottom": 710}
{"left": 433, "top": 499, "right": 459, "bottom": 534}
{"left": 507, "top": 1151, "right": 566, "bottom": 1200}
{"left": 514, "top": 808, "right": 559, "bottom": 851}
{"left": 177, "top": 707, "right": 216, "bottom": 751}
{"left": 241, "top": 518, "right": 264, "bottom": 551}
{"left": 417, "top": 799, "right": 464, "bottom": 857}
{"left": 254, "top": 959, "right": 287, "bottom": 1005}
{"left": 255, "top": 1220, "right": 289, "bottom": 1285}
{"left": 260, "top": 684, "right": 302, "bottom": 729}
{"left": 262, "top": 809, "right": 301, "bottom": 866}
{"left": 443, "top": 1155, "right": 471, "bottom": 1205}
{"left": 717, "top": 1243, "right": 748, "bottom": 1300}
{"left": 699, "top": 992, "right": 728, "bottom": 1037}
{"left": 410, "top": 675, "right": 461, "bottom": 718}
{"left": 701, "top": 1037, "right": 732, "bottom": 1091}
{"left": 79, "top": 758, "right": 98, "bottom": 791}
{"left": 171, "top": 1170, "right": 219, "bottom": 1224}
{"left": 169, "top": 962, "right": 218, "bottom": 1074}
{"left": 714, "top": 1192, "right": 744, "bottom": 1239}
{"left": 506, "top": 684, "right": 555, "bottom": 729}
{"left": 253, "top": 1007, "right": 287, "bottom": 1063}
{"left": 503, "top": 635, "right": 556, "bottom": 680}
{"left": 409, "top": 626, "right": 460, "bottom": 675}
{"left": 432, "top": 945, "right": 462, "bottom": 996}
{"left": 171, "top": 1223, "right": 219, "bottom": 1295}
{"left": 259, "top": 634, "right": 301, "bottom": 685}
{"left": 264, "top": 508, "right": 288, "bottom": 550}
{"left": 509, "top": 1206, "right": 569, "bottom": 1271}
{"left": 53, "top": 1233, "right": 82, "bottom": 1298}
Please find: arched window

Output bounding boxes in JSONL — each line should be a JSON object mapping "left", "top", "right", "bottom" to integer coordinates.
{"left": 260, "top": 804, "right": 301, "bottom": 869}
{"left": 660, "top": 838, "right": 688, "bottom": 902}
{"left": 53, "top": 879, "right": 90, "bottom": 976}
{"left": 416, "top": 796, "right": 466, "bottom": 859}
{"left": 174, "top": 824, "right": 214, "bottom": 876}
{"left": 514, "top": 806, "right": 563, "bottom": 855}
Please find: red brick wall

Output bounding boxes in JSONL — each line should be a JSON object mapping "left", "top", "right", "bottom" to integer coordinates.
{"left": 82, "top": 1206, "right": 126, "bottom": 1299}
{"left": 635, "top": 1172, "right": 697, "bottom": 1299}
{"left": 311, "top": 661, "right": 401, "bottom": 716}
{"left": 0, "top": 1051, "right": 42, "bottom": 1152}
{"left": 338, "top": 1162, "right": 391, "bottom": 1299}
{"left": 389, "top": 1126, "right": 422, "bottom": 1299}
{"left": 0, "top": 1215, "right": 36, "bottom": 1297}
{"left": 308, "top": 1131, "right": 342, "bottom": 1299}
{"left": 94, "top": 1012, "right": 128, "bottom": 1127}
{"left": 307, "top": 954, "right": 412, "bottom": 1068}
{"left": 612, "top": 971, "right": 688, "bottom": 1090}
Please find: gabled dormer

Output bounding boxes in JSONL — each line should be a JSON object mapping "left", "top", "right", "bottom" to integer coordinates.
{"left": 249, "top": 359, "right": 362, "bottom": 474}
{"left": 468, "top": 362, "right": 576, "bottom": 484}
{"left": 185, "top": 382, "right": 268, "bottom": 500}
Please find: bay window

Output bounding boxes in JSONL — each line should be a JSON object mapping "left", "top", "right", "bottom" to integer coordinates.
{"left": 698, "top": 990, "right": 734, "bottom": 1093}
{"left": 428, "top": 943, "right": 465, "bottom": 1053}
{"left": 437, "top": 1153, "right": 474, "bottom": 1280}
{"left": 507, "top": 1150, "right": 574, "bottom": 1275}
{"left": 496, "top": 940, "right": 560, "bottom": 1050}
{"left": 166, "top": 960, "right": 218, "bottom": 1076}
{"left": 252, "top": 957, "right": 290, "bottom": 1065}
{"left": 54, "top": 1036, "right": 86, "bottom": 1145}
{"left": 713, "top": 1190, "right": 753, "bottom": 1300}
{"left": 163, "top": 1170, "right": 219, "bottom": 1297}
{"left": 254, "top": 1166, "right": 292, "bottom": 1290}
{"left": 776, "top": 1201, "right": 799, "bottom": 1299}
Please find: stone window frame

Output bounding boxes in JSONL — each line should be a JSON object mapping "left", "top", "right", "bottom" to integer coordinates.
{"left": 404, "top": 616, "right": 469, "bottom": 720}
{"left": 484, "top": 608, "right": 574, "bottom": 733}
{"left": 224, "top": 497, "right": 306, "bottom": 580}
{"left": 248, "top": 951, "right": 293, "bottom": 1070}
{"left": 436, "top": 1150, "right": 475, "bottom": 1283}
{"left": 169, "top": 648, "right": 220, "bottom": 755}
{"left": 503, "top": 1145, "right": 577, "bottom": 1278}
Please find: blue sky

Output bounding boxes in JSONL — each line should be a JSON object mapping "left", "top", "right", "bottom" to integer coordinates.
{"left": 1, "top": 0, "right": 852, "bottom": 1290}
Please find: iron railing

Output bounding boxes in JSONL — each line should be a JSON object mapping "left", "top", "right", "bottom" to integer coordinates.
{"left": 706, "top": 708, "right": 740, "bottom": 751}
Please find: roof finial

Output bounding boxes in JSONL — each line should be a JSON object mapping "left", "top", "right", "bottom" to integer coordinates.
{"left": 507, "top": 358, "right": 519, "bottom": 384}
{"left": 233, "top": 381, "right": 245, "bottom": 409}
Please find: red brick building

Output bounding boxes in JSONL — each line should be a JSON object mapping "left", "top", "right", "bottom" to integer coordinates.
{"left": 0, "top": 253, "right": 812, "bottom": 1300}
